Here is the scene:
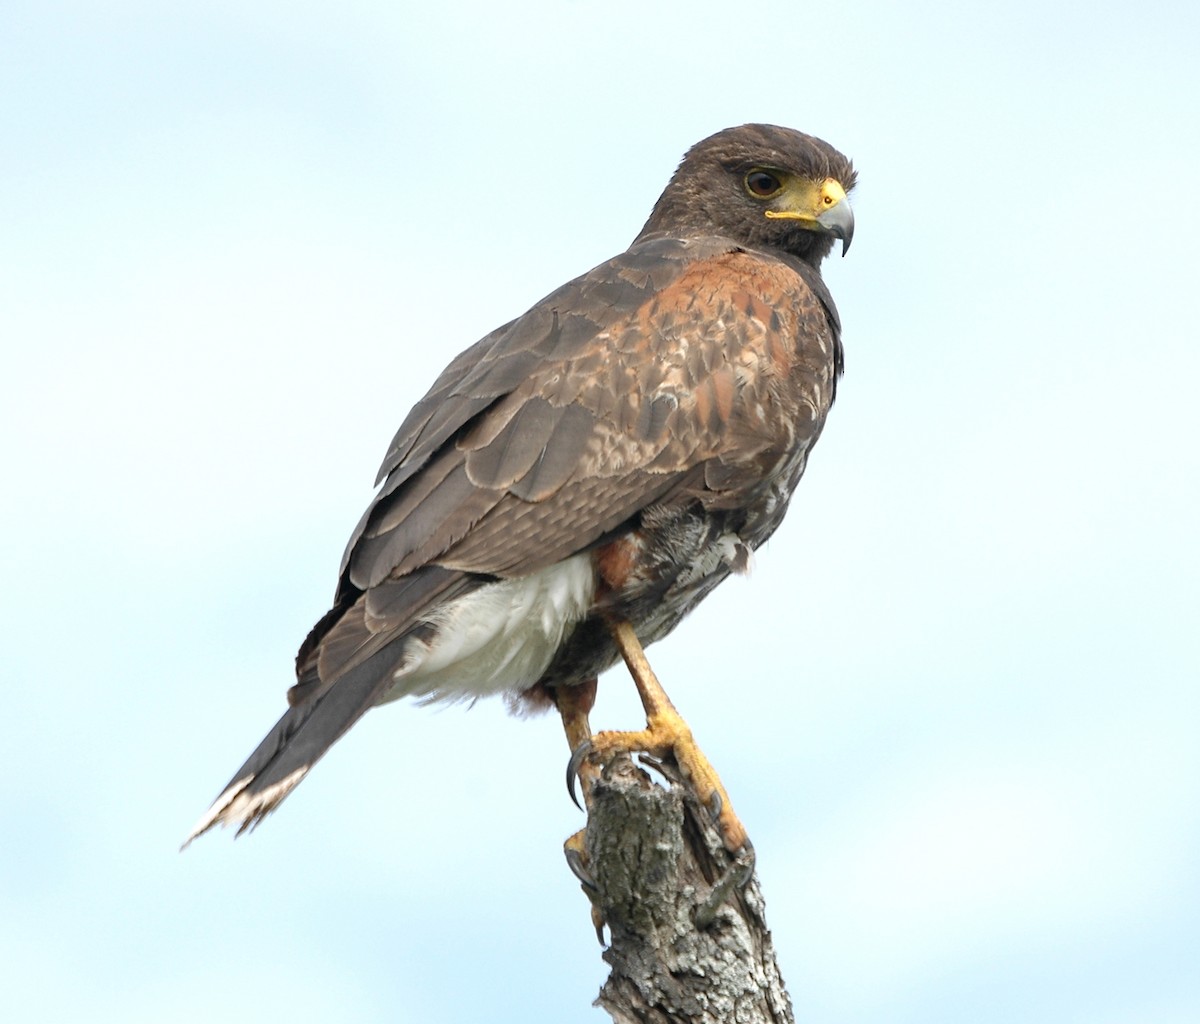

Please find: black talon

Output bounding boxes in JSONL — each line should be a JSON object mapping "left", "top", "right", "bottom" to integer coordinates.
{"left": 563, "top": 846, "right": 597, "bottom": 892}
{"left": 566, "top": 740, "right": 593, "bottom": 810}
{"left": 707, "top": 789, "right": 723, "bottom": 822}
{"left": 733, "top": 839, "right": 756, "bottom": 887}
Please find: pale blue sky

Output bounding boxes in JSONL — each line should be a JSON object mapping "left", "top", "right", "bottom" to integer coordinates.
{"left": 2, "top": 2, "right": 1198, "bottom": 1022}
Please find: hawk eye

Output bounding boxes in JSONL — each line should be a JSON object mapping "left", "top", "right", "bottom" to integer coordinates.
{"left": 745, "top": 170, "right": 783, "bottom": 198}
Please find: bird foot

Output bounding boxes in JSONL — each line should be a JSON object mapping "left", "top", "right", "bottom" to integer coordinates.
{"left": 566, "top": 705, "right": 750, "bottom": 855}
{"left": 566, "top": 750, "right": 756, "bottom": 931}
{"left": 563, "top": 829, "right": 606, "bottom": 944}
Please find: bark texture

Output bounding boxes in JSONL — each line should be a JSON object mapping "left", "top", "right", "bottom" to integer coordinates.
{"left": 580, "top": 756, "right": 794, "bottom": 1024}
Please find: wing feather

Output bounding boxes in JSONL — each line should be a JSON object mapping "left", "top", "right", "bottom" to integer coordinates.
{"left": 340, "top": 237, "right": 839, "bottom": 596}
{"left": 188, "top": 235, "right": 842, "bottom": 842}
{"left": 462, "top": 395, "right": 566, "bottom": 490}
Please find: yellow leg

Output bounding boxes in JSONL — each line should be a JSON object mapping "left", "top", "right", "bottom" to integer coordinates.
{"left": 553, "top": 679, "right": 597, "bottom": 864}
{"left": 553, "top": 680, "right": 608, "bottom": 941}
{"left": 586, "top": 619, "right": 749, "bottom": 853}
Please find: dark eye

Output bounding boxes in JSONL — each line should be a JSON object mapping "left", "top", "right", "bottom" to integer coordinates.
{"left": 745, "top": 170, "right": 783, "bottom": 197}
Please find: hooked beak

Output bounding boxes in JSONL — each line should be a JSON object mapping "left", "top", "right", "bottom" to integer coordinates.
{"left": 763, "top": 176, "right": 855, "bottom": 256}
{"left": 817, "top": 198, "right": 855, "bottom": 256}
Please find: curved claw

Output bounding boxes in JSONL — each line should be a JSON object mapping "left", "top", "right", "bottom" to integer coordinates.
{"left": 706, "top": 788, "right": 722, "bottom": 823}
{"left": 564, "top": 845, "right": 597, "bottom": 892}
{"left": 566, "top": 739, "right": 593, "bottom": 811}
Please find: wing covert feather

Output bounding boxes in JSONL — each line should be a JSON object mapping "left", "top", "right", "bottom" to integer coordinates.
{"left": 341, "top": 236, "right": 840, "bottom": 594}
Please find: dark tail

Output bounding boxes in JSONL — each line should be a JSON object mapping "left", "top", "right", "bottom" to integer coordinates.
{"left": 182, "top": 642, "right": 404, "bottom": 847}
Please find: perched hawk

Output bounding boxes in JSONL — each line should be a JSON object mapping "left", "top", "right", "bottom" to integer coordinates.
{"left": 187, "top": 124, "right": 855, "bottom": 851}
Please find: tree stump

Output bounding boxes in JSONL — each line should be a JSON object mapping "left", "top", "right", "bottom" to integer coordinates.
{"left": 580, "top": 756, "right": 794, "bottom": 1024}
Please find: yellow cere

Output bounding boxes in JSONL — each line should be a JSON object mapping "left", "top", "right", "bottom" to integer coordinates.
{"left": 764, "top": 176, "right": 848, "bottom": 224}
{"left": 819, "top": 178, "right": 848, "bottom": 207}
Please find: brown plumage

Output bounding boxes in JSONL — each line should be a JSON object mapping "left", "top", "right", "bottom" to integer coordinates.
{"left": 186, "top": 124, "right": 856, "bottom": 844}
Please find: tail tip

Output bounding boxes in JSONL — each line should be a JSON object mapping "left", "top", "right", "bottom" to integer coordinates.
{"left": 180, "top": 767, "right": 309, "bottom": 850}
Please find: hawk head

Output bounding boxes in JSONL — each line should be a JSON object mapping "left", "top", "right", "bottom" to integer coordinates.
{"left": 636, "top": 123, "right": 856, "bottom": 264}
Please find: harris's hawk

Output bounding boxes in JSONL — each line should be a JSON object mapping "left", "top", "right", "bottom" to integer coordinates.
{"left": 186, "top": 124, "right": 856, "bottom": 853}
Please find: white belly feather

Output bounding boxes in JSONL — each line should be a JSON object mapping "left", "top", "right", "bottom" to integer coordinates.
{"left": 380, "top": 553, "right": 597, "bottom": 705}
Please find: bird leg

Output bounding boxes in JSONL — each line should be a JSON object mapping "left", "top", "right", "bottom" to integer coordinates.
{"left": 551, "top": 679, "right": 607, "bottom": 940}
{"left": 553, "top": 677, "right": 599, "bottom": 805}
{"left": 570, "top": 619, "right": 750, "bottom": 854}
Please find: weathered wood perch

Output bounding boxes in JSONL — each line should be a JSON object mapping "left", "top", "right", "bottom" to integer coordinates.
{"left": 579, "top": 755, "right": 794, "bottom": 1024}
